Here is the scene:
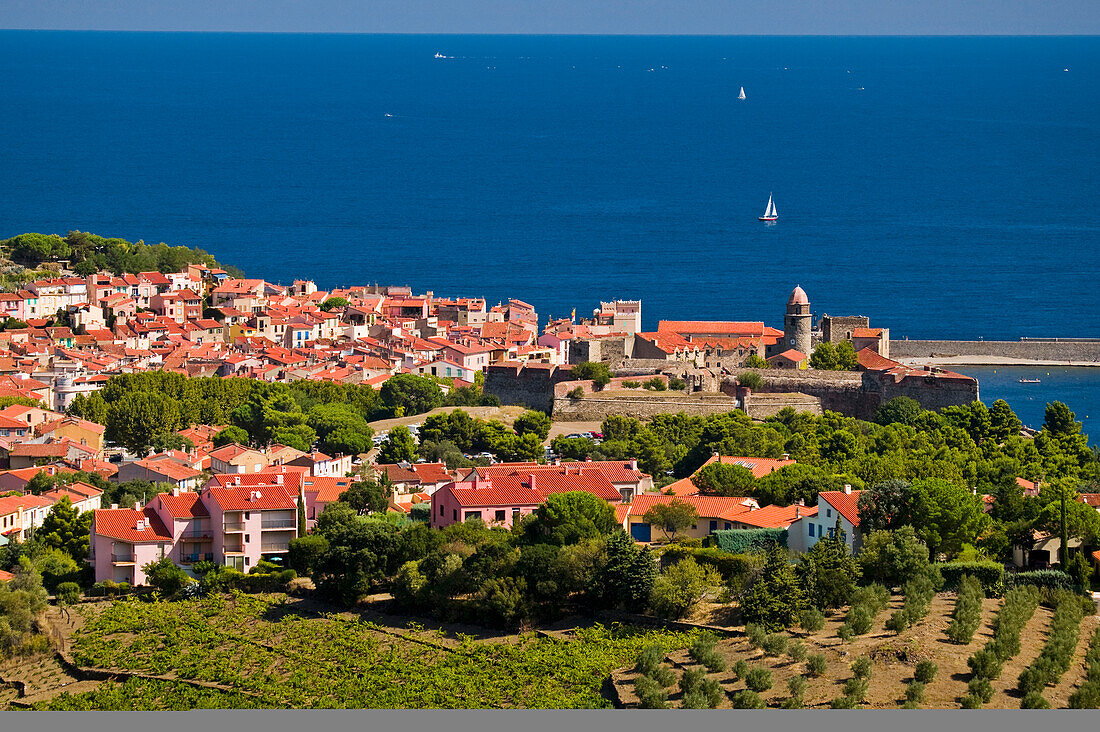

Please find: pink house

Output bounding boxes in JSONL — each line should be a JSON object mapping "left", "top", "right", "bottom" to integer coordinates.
{"left": 89, "top": 506, "right": 174, "bottom": 585}
{"left": 430, "top": 471, "right": 624, "bottom": 530}
{"left": 203, "top": 477, "right": 299, "bottom": 572}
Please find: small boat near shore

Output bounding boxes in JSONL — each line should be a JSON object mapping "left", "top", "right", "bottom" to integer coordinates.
{"left": 1019, "top": 378, "right": 1041, "bottom": 384}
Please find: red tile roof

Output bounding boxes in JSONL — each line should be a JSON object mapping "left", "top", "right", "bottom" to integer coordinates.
{"left": 205, "top": 483, "right": 296, "bottom": 511}
{"left": 156, "top": 491, "right": 210, "bottom": 518}
{"left": 93, "top": 507, "right": 173, "bottom": 543}
{"left": 1077, "top": 493, "right": 1100, "bottom": 508}
{"left": 0, "top": 569, "right": 14, "bottom": 581}
{"left": 819, "top": 490, "right": 863, "bottom": 527}
{"left": 302, "top": 476, "right": 355, "bottom": 503}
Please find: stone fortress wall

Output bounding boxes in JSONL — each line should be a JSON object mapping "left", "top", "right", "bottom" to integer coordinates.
{"left": 891, "top": 338, "right": 1100, "bottom": 363}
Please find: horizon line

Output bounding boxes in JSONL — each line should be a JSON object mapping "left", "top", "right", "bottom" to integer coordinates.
{"left": 2, "top": 29, "right": 1099, "bottom": 37}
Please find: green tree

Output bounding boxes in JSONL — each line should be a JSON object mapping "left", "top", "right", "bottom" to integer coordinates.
{"left": 106, "top": 391, "right": 183, "bottom": 454}
{"left": 141, "top": 556, "right": 191, "bottom": 596}
{"left": 521, "top": 491, "right": 618, "bottom": 546}
{"left": 875, "top": 397, "right": 921, "bottom": 426}
{"left": 377, "top": 425, "right": 417, "bottom": 464}
{"left": 513, "top": 410, "right": 552, "bottom": 441}
{"left": 641, "top": 499, "right": 698, "bottom": 542}
{"left": 740, "top": 544, "right": 806, "bottom": 631}
{"left": 212, "top": 425, "right": 250, "bottom": 447}
{"left": 320, "top": 297, "right": 350, "bottom": 312}
{"left": 570, "top": 361, "right": 611, "bottom": 388}
{"left": 287, "top": 534, "right": 329, "bottom": 576}
{"left": 149, "top": 432, "right": 195, "bottom": 453}
{"left": 856, "top": 480, "right": 925, "bottom": 534}
{"left": 910, "top": 478, "right": 989, "bottom": 559}
{"left": 797, "top": 517, "right": 861, "bottom": 609}
{"left": 37, "top": 497, "right": 92, "bottom": 563}
{"left": 745, "top": 353, "right": 770, "bottom": 369}
{"left": 649, "top": 557, "right": 722, "bottom": 619}
{"left": 692, "top": 462, "right": 756, "bottom": 496}
{"left": 379, "top": 374, "right": 444, "bottom": 417}
{"left": 810, "top": 342, "right": 839, "bottom": 370}
{"left": 594, "top": 531, "right": 658, "bottom": 610}
{"left": 857, "top": 526, "right": 930, "bottom": 587}
{"left": 989, "top": 399, "right": 1023, "bottom": 442}
{"left": 339, "top": 479, "right": 390, "bottom": 515}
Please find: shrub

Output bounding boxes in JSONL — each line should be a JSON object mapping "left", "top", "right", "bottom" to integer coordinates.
{"left": 830, "top": 695, "right": 858, "bottom": 709}
{"left": 936, "top": 562, "right": 1004, "bottom": 595}
{"left": 968, "top": 677, "right": 994, "bottom": 704}
{"left": 668, "top": 377, "right": 686, "bottom": 391}
{"left": 661, "top": 545, "right": 755, "bottom": 583}
{"left": 780, "top": 694, "right": 804, "bottom": 709}
{"left": 847, "top": 606, "right": 873, "bottom": 635}
{"left": 787, "top": 676, "right": 807, "bottom": 697}
{"left": 799, "top": 606, "right": 825, "bottom": 633}
{"left": 946, "top": 575, "right": 985, "bottom": 645}
{"left": 837, "top": 677, "right": 866, "bottom": 703}
{"left": 967, "top": 584, "right": 1040, "bottom": 679}
{"left": 633, "top": 675, "right": 669, "bottom": 708}
{"left": 905, "top": 681, "right": 925, "bottom": 704}
{"left": 650, "top": 665, "right": 676, "bottom": 688}
{"left": 55, "top": 582, "right": 82, "bottom": 607}
{"left": 1016, "top": 592, "right": 1085, "bottom": 697}
{"left": 732, "top": 690, "right": 766, "bottom": 709}
{"left": 1021, "top": 692, "right": 1051, "bottom": 709}
{"left": 960, "top": 694, "right": 983, "bottom": 709}
{"left": 745, "top": 667, "right": 773, "bottom": 692}
{"left": 642, "top": 377, "right": 667, "bottom": 391}
{"left": 622, "top": 380, "right": 641, "bottom": 389}
{"left": 635, "top": 644, "right": 666, "bottom": 676}
{"left": 761, "top": 632, "right": 788, "bottom": 657}
{"left": 1069, "top": 628, "right": 1100, "bottom": 708}
{"left": 689, "top": 631, "right": 727, "bottom": 673}
{"left": 679, "top": 668, "right": 723, "bottom": 709}
{"left": 901, "top": 701, "right": 920, "bottom": 709}
{"left": 850, "top": 656, "right": 873, "bottom": 680}
{"left": 787, "top": 639, "right": 806, "bottom": 662}
{"left": 709, "top": 528, "right": 787, "bottom": 553}
{"left": 737, "top": 372, "right": 764, "bottom": 391}
{"left": 914, "top": 660, "right": 938, "bottom": 684}
{"left": 806, "top": 653, "right": 828, "bottom": 677}
{"left": 745, "top": 623, "right": 767, "bottom": 649}
{"left": 567, "top": 386, "right": 584, "bottom": 399}
{"left": 885, "top": 609, "right": 911, "bottom": 634}
{"left": 1008, "top": 569, "right": 1072, "bottom": 592}
{"left": 733, "top": 659, "right": 750, "bottom": 679}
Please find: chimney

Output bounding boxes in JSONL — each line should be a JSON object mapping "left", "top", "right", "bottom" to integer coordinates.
{"left": 135, "top": 518, "right": 146, "bottom": 531}
{"left": 528, "top": 473, "right": 537, "bottom": 493}
{"left": 781, "top": 453, "right": 790, "bottom": 461}
{"left": 274, "top": 474, "right": 283, "bottom": 485}
{"left": 795, "top": 506, "right": 801, "bottom": 519}
{"left": 630, "top": 459, "right": 638, "bottom": 471}
{"left": 133, "top": 501, "right": 140, "bottom": 510}
{"left": 111, "top": 503, "right": 118, "bottom": 510}
{"left": 843, "top": 484, "right": 852, "bottom": 495}
{"left": 172, "top": 486, "right": 180, "bottom": 497}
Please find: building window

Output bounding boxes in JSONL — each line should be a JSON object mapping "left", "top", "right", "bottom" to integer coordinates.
{"left": 452, "top": 509, "right": 458, "bottom": 521}
{"left": 808, "top": 523, "right": 815, "bottom": 537}
{"left": 512, "top": 507, "right": 521, "bottom": 518}
{"left": 495, "top": 509, "right": 506, "bottom": 522}
{"left": 439, "top": 505, "right": 444, "bottom": 516}
{"left": 826, "top": 508, "right": 832, "bottom": 518}
{"left": 244, "top": 512, "right": 250, "bottom": 520}
{"left": 245, "top": 557, "right": 250, "bottom": 567}
{"left": 709, "top": 520, "right": 717, "bottom": 532}
{"left": 724, "top": 522, "right": 731, "bottom": 530}
{"left": 245, "top": 534, "right": 250, "bottom": 543}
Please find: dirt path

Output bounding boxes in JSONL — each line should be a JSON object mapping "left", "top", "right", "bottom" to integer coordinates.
{"left": 986, "top": 603, "right": 1054, "bottom": 708}
{"left": 1046, "top": 613, "right": 1100, "bottom": 708}
{"left": 0, "top": 605, "right": 96, "bottom": 709}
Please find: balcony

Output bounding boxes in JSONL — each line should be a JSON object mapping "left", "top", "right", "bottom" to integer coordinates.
{"left": 260, "top": 544, "right": 289, "bottom": 553}
{"left": 180, "top": 552, "right": 215, "bottom": 564}
{"left": 223, "top": 521, "right": 245, "bottom": 532}
{"left": 181, "top": 530, "right": 212, "bottom": 540}
{"left": 261, "top": 519, "right": 296, "bottom": 530}
{"left": 111, "top": 554, "right": 135, "bottom": 564}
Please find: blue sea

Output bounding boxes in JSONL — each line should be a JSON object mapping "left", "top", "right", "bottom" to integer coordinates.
{"left": 1, "top": 32, "right": 1099, "bottom": 433}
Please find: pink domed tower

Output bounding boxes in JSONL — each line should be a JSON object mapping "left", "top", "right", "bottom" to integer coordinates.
{"left": 784, "top": 285, "right": 812, "bottom": 357}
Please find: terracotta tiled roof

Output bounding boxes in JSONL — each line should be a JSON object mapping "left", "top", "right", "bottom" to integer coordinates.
{"left": 205, "top": 483, "right": 296, "bottom": 511}
{"left": 1077, "top": 493, "right": 1100, "bottom": 508}
{"left": 696, "top": 455, "right": 797, "bottom": 480}
{"left": 441, "top": 483, "right": 544, "bottom": 509}
{"left": 302, "top": 476, "right": 355, "bottom": 503}
{"left": 627, "top": 494, "right": 758, "bottom": 522}
{"left": 156, "top": 491, "right": 210, "bottom": 518}
{"left": 855, "top": 346, "right": 904, "bottom": 372}
{"left": 819, "top": 490, "right": 863, "bottom": 527}
{"left": 93, "top": 507, "right": 173, "bottom": 542}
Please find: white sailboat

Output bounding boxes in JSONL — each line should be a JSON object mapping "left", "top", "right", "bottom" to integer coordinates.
{"left": 738, "top": 86, "right": 746, "bottom": 100}
{"left": 758, "top": 193, "right": 778, "bottom": 222}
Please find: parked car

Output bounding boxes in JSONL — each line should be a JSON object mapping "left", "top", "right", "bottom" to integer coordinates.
{"left": 565, "top": 433, "right": 587, "bottom": 440}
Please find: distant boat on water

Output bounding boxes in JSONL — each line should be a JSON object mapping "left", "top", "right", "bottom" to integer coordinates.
{"left": 738, "top": 86, "right": 746, "bottom": 100}
{"left": 1019, "top": 378, "right": 1041, "bottom": 384}
{"left": 434, "top": 52, "right": 446, "bottom": 59}
{"left": 759, "top": 193, "right": 778, "bottom": 222}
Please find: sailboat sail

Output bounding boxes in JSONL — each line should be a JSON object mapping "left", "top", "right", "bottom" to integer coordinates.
{"left": 738, "top": 86, "right": 746, "bottom": 100}
{"left": 759, "top": 193, "right": 778, "bottom": 221}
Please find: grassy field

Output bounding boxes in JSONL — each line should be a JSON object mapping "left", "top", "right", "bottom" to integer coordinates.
{"left": 31, "top": 592, "right": 696, "bottom": 709}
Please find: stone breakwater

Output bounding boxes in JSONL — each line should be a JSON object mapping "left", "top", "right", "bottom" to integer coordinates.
{"left": 890, "top": 339, "right": 1100, "bottom": 366}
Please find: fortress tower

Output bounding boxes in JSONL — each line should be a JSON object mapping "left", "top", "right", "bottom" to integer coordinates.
{"left": 784, "top": 285, "right": 812, "bottom": 358}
